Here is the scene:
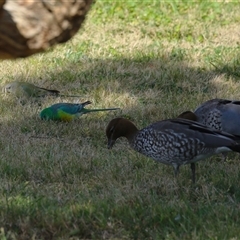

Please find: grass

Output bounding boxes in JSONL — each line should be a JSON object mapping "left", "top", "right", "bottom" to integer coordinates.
{"left": 1, "top": 0, "right": 240, "bottom": 239}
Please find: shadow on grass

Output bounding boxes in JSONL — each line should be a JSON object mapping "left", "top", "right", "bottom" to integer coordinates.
{"left": 210, "top": 58, "right": 240, "bottom": 79}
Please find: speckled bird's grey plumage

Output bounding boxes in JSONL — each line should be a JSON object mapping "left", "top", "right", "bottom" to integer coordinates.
{"left": 194, "top": 98, "right": 240, "bottom": 135}
{"left": 134, "top": 127, "right": 206, "bottom": 167}
{"left": 131, "top": 120, "right": 236, "bottom": 167}
{"left": 106, "top": 117, "right": 240, "bottom": 183}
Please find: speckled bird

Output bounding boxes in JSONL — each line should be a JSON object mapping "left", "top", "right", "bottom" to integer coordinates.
{"left": 106, "top": 117, "right": 240, "bottom": 183}
{"left": 179, "top": 99, "right": 240, "bottom": 162}
{"left": 40, "top": 101, "right": 120, "bottom": 121}
{"left": 193, "top": 98, "right": 240, "bottom": 135}
{"left": 177, "top": 110, "right": 214, "bottom": 170}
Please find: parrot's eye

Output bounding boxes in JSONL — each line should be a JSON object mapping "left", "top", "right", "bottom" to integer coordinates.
{"left": 40, "top": 114, "right": 46, "bottom": 119}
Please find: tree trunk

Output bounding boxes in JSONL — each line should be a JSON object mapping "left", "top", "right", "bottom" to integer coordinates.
{"left": 0, "top": 0, "right": 93, "bottom": 59}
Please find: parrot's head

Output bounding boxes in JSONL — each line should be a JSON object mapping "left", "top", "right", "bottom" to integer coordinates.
{"left": 40, "top": 107, "right": 54, "bottom": 120}
{"left": 3, "top": 82, "right": 16, "bottom": 93}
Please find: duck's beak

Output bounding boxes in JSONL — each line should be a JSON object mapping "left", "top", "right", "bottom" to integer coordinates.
{"left": 107, "top": 139, "right": 115, "bottom": 149}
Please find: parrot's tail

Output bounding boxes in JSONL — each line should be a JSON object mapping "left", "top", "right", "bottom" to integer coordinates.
{"left": 85, "top": 107, "right": 120, "bottom": 113}
{"left": 40, "top": 87, "right": 60, "bottom": 96}
{"left": 81, "top": 101, "right": 92, "bottom": 107}
{"left": 59, "top": 94, "right": 84, "bottom": 98}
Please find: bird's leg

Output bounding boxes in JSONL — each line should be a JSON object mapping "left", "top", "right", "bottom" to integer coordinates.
{"left": 190, "top": 163, "right": 195, "bottom": 184}
{"left": 221, "top": 152, "right": 227, "bottom": 162}
{"left": 173, "top": 164, "right": 180, "bottom": 178}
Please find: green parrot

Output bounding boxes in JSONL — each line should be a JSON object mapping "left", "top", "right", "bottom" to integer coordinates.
{"left": 40, "top": 101, "right": 120, "bottom": 121}
{"left": 3, "top": 81, "right": 81, "bottom": 98}
{"left": 3, "top": 81, "right": 60, "bottom": 98}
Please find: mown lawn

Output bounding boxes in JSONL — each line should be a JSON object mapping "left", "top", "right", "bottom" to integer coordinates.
{"left": 1, "top": 1, "right": 240, "bottom": 239}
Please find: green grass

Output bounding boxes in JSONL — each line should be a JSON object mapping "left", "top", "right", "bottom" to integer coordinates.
{"left": 1, "top": 0, "right": 240, "bottom": 239}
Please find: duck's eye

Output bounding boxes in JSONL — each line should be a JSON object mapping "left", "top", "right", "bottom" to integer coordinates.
{"left": 107, "top": 126, "right": 115, "bottom": 136}
{"left": 109, "top": 126, "right": 114, "bottom": 133}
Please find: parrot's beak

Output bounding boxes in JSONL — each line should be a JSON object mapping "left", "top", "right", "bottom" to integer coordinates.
{"left": 107, "top": 139, "right": 115, "bottom": 149}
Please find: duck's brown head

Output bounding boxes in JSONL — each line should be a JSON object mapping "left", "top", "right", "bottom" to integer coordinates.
{"left": 106, "top": 118, "right": 138, "bottom": 149}
{"left": 177, "top": 111, "right": 198, "bottom": 121}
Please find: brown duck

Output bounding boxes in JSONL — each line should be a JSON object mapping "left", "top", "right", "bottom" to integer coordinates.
{"left": 106, "top": 117, "right": 240, "bottom": 183}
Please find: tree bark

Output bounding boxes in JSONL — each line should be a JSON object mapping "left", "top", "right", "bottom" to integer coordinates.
{"left": 0, "top": 0, "right": 93, "bottom": 59}
{"left": 0, "top": 0, "right": 6, "bottom": 10}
